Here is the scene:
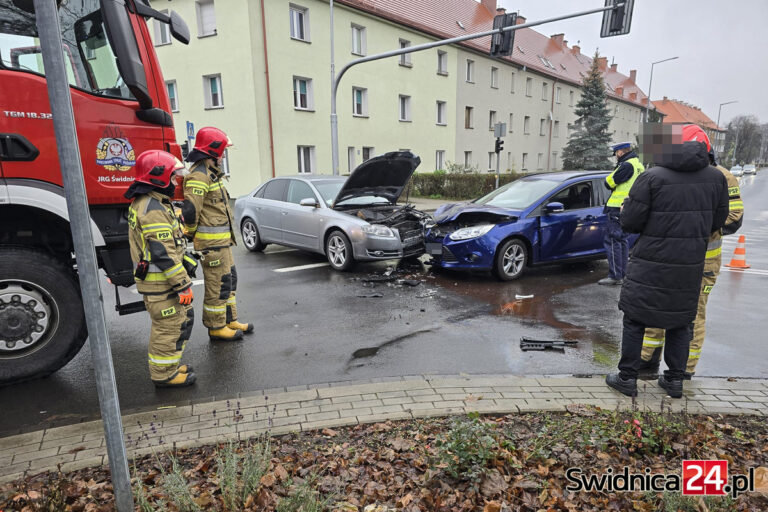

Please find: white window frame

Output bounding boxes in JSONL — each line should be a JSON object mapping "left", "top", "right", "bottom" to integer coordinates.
{"left": 166, "top": 80, "right": 179, "bottom": 112}
{"left": 436, "top": 150, "right": 445, "bottom": 170}
{"left": 399, "top": 39, "right": 411, "bottom": 66}
{"left": 398, "top": 94, "right": 411, "bottom": 122}
{"left": 347, "top": 146, "right": 356, "bottom": 173}
{"left": 154, "top": 12, "right": 171, "bottom": 46}
{"left": 542, "top": 81, "right": 548, "bottom": 101}
{"left": 289, "top": 4, "right": 310, "bottom": 42}
{"left": 554, "top": 120, "right": 560, "bottom": 138}
{"left": 362, "top": 147, "right": 374, "bottom": 161}
{"left": 203, "top": 74, "right": 223, "bottom": 109}
{"left": 540, "top": 118, "right": 546, "bottom": 136}
{"left": 556, "top": 86, "right": 562, "bottom": 103}
{"left": 297, "top": 145, "right": 315, "bottom": 173}
{"left": 523, "top": 115, "right": 530, "bottom": 134}
{"left": 293, "top": 76, "right": 314, "bottom": 110}
{"left": 436, "top": 100, "right": 446, "bottom": 125}
{"left": 552, "top": 152, "right": 558, "bottom": 169}
{"left": 537, "top": 153, "right": 543, "bottom": 169}
{"left": 352, "top": 86, "right": 367, "bottom": 116}
{"left": 465, "top": 59, "right": 474, "bottom": 82}
{"left": 525, "top": 77, "right": 533, "bottom": 96}
{"left": 490, "top": 66, "right": 499, "bottom": 89}
{"left": 488, "top": 152, "right": 495, "bottom": 171}
{"left": 569, "top": 90, "right": 575, "bottom": 106}
{"left": 465, "top": 106, "right": 473, "bottom": 129}
{"left": 510, "top": 71, "right": 515, "bottom": 93}
{"left": 464, "top": 151, "right": 472, "bottom": 167}
{"left": 508, "top": 113, "right": 513, "bottom": 132}
{"left": 220, "top": 149, "right": 230, "bottom": 176}
{"left": 437, "top": 50, "right": 448, "bottom": 75}
{"left": 489, "top": 110, "right": 497, "bottom": 131}
{"left": 522, "top": 152, "right": 528, "bottom": 170}
{"left": 351, "top": 24, "right": 366, "bottom": 56}
{"left": 195, "top": 0, "right": 217, "bottom": 38}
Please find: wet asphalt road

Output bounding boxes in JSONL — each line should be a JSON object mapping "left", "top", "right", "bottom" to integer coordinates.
{"left": 1, "top": 171, "right": 766, "bottom": 434}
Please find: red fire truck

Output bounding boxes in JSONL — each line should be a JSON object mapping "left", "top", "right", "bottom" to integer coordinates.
{"left": 0, "top": 0, "right": 189, "bottom": 384}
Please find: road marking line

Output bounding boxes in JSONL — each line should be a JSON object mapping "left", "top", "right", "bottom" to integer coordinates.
{"left": 723, "top": 268, "right": 768, "bottom": 277}
{"left": 273, "top": 262, "right": 330, "bottom": 273}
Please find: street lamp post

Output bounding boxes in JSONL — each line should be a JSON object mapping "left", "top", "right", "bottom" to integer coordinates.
{"left": 716, "top": 100, "right": 737, "bottom": 158}
{"left": 644, "top": 56, "right": 678, "bottom": 122}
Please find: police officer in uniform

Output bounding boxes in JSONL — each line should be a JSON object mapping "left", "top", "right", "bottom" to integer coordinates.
{"left": 638, "top": 148, "right": 744, "bottom": 379}
{"left": 599, "top": 142, "right": 645, "bottom": 285}
{"left": 126, "top": 150, "right": 197, "bottom": 387}
{"left": 182, "top": 127, "right": 253, "bottom": 341}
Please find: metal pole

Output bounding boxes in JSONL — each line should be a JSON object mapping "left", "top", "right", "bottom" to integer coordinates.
{"left": 33, "top": 1, "right": 133, "bottom": 509}
{"left": 716, "top": 100, "right": 737, "bottom": 158}
{"left": 330, "top": 0, "right": 339, "bottom": 175}
{"left": 644, "top": 56, "right": 678, "bottom": 123}
{"left": 330, "top": 2, "right": 625, "bottom": 175}
{"left": 495, "top": 143, "right": 501, "bottom": 189}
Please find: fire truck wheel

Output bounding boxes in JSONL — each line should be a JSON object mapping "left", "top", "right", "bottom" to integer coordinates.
{"left": 0, "top": 248, "right": 87, "bottom": 386}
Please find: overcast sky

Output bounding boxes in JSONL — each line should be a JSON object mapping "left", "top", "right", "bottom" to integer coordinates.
{"left": 497, "top": 0, "right": 768, "bottom": 127}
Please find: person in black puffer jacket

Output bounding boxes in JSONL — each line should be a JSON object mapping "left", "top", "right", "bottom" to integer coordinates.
{"left": 606, "top": 124, "right": 729, "bottom": 399}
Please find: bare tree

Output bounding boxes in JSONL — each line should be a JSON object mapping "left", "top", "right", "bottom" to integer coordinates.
{"left": 723, "top": 115, "right": 761, "bottom": 166}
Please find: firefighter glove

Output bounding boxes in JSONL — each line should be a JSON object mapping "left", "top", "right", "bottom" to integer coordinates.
{"left": 178, "top": 287, "right": 194, "bottom": 305}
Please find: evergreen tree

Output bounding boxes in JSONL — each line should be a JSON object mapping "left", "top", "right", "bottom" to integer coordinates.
{"left": 562, "top": 51, "right": 613, "bottom": 170}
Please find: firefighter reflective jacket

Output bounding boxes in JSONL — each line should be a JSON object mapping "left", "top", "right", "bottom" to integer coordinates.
{"left": 606, "top": 156, "right": 644, "bottom": 208}
{"left": 705, "top": 165, "right": 745, "bottom": 262}
{"left": 128, "top": 191, "right": 192, "bottom": 295}
{"left": 182, "top": 160, "right": 237, "bottom": 251}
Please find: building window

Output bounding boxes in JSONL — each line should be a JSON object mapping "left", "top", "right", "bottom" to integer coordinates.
{"left": 523, "top": 116, "right": 530, "bottom": 134}
{"left": 552, "top": 152, "right": 558, "bottom": 169}
{"left": 220, "top": 149, "right": 230, "bottom": 175}
{"left": 203, "top": 74, "right": 223, "bottom": 108}
{"left": 362, "top": 147, "right": 374, "bottom": 161}
{"left": 508, "top": 113, "right": 513, "bottom": 132}
{"left": 490, "top": 66, "right": 499, "bottom": 88}
{"left": 464, "top": 106, "right": 473, "bottom": 129}
{"left": 510, "top": 72, "right": 515, "bottom": 93}
{"left": 525, "top": 77, "right": 533, "bottom": 96}
{"left": 522, "top": 152, "right": 528, "bottom": 170}
{"left": 556, "top": 87, "right": 561, "bottom": 103}
{"left": 553, "top": 120, "right": 560, "bottom": 138}
{"left": 437, "top": 50, "right": 448, "bottom": 75}
{"left": 398, "top": 95, "right": 411, "bottom": 121}
{"left": 293, "top": 76, "right": 313, "bottom": 110}
{"left": 540, "top": 118, "right": 546, "bottom": 136}
{"left": 464, "top": 151, "right": 472, "bottom": 167}
{"left": 436, "top": 150, "right": 445, "bottom": 170}
{"left": 351, "top": 24, "right": 366, "bottom": 55}
{"left": 542, "top": 81, "right": 548, "bottom": 100}
{"left": 537, "top": 153, "right": 543, "bottom": 169}
{"left": 196, "top": 0, "right": 216, "bottom": 37}
{"left": 352, "top": 87, "right": 367, "bottom": 116}
{"left": 347, "top": 147, "right": 356, "bottom": 172}
{"left": 436, "top": 101, "right": 447, "bottom": 125}
{"left": 154, "top": 12, "right": 171, "bottom": 45}
{"left": 289, "top": 4, "right": 309, "bottom": 41}
{"left": 399, "top": 39, "right": 411, "bottom": 66}
{"left": 489, "top": 110, "right": 497, "bottom": 131}
{"left": 465, "top": 59, "right": 474, "bottom": 82}
{"left": 166, "top": 80, "right": 178, "bottom": 112}
{"left": 297, "top": 145, "right": 315, "bottom": 173}
{"left": 569, "top": 90, "right": 574, "bottom": 106}
{"left": 488, "top": 152, "right": 495, "bottom": 171}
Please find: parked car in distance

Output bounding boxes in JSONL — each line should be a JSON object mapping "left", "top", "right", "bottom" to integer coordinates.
{"left": 730, "top": 165, "right": 743, "bottom": 177}
{"left": 743, "top": 164, "right": 756, "bottom": 175}
{"left": 425, "top": 171, "right": 621, "bottom": 281}
{"left": 234, "top": 152, "right": 430, "bottom": 271}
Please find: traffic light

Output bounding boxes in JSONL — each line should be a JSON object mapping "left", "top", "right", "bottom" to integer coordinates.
{"left": 600, "top": 0, "right": 635, "bottom": 38}
{"left": 490, "top": 13, "right": 517, "bottom": 57}
{"left": 180, "top": 141, "right": 189, "bottom": 159}
{"left": 495, "top": 139, "right": 504, "bottom": 153}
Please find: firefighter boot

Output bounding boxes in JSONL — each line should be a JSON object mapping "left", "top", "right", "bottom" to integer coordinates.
{"left": 178, "top": 364, "right": 194, "bottom": 374}
{"left": 209, "top": 326, "right": 244, "bottom": 341}
{"left": 154, "top": 371, "right": 197, "bottom": 388}
{"left": 227, "top": 320, "right": 254, "bottom": 334}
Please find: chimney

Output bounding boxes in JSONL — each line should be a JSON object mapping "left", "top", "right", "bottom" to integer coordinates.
{"left": 610, "top": 63, "right": 617, "bottom": 72}
{"left": 629, "top": 92, "right": 637, "bottom": 101}
{"left": 481, "top": 0, "right": 496, "bottom": 14}
{"left": 616, "top": 86, "right": 624, "bottom": 97}
{"left": 571, "top": 45, "right": 580, "bottom": 55}
{"left": 550, "top": 33, "right": 564, "bottom": 46}
{"left": 663, "top": 96, "right": 668, "bottom": 101}
{"left": 629, "top": 69, "right": 637, "bottom": 83}
{"left": 563, "top": 40, "right": 568, "bottom": 47}
{"left": 515, "top": 15, "right": 526, "bottom": 25}
{"left": 597, "top": 56, "right": 608, "bottom": 71}
{"left": 496, "top": 7, "right": 506, "bottom": 14}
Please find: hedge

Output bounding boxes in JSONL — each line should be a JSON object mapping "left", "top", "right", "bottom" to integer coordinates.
{"left": 404, "top": 171, "right": 522, "bottom": 200}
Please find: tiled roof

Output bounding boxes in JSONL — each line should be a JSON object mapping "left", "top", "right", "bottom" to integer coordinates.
{"left": 336, "top": 0, "right": 651, "bottom": 108}
{"left": 652, "top": 98, "right": 722, "bottom": 131}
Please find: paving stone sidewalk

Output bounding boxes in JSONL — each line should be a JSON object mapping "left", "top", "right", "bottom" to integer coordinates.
{"left": 1, "top": 374, "right": 766, "bottom": 483}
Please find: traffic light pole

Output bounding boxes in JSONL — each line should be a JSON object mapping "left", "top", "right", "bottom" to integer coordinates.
{"left": 495, "top": 138, "right": 502, "bottom": 189}
{"left": 330, "top": 2, "right": 626, "bottom": 175}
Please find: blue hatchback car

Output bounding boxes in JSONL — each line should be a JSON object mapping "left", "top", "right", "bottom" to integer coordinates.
{"left": 425, "top": 171, "right": 616, "bottom": 280}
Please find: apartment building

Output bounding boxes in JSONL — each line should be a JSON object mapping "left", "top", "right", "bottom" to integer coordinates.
{"left": 653, "top": 97, "right": 727, "bottom": 153}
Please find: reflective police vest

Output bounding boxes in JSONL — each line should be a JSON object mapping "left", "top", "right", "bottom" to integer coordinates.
{"left": 606, "top": 157, "right": 644, "bottom": 208}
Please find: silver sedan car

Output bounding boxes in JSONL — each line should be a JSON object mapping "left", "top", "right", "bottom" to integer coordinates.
{"left": 234, "top": 152, "right": 429, "bottom": 270}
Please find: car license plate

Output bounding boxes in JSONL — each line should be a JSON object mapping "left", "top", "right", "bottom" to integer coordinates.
{"left": 426, "top": 242, "right": 442, "bottom": 255}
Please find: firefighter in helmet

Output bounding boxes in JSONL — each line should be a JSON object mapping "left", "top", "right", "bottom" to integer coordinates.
{"left": 181, "top": 127, "right": 253, "bottom": 341}
{"left": 126, "top": 150, "right": 197, "bottom": 387}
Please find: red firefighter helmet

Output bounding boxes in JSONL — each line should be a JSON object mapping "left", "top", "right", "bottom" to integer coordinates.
{"left": 134, "top": 150, "right": 185, "bottom": 188}
{"left": 681, "top": 124, "right": 711, "bottom": 152}
{"left": 193, "top": 126, "right": 233, "bottom": 159}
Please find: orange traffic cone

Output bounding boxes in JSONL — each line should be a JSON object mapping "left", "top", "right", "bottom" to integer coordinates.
{"left": 725, "top": 235, "right": 750, "bottom": 269}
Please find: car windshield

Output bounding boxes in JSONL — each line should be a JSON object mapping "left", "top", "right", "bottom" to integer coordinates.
{"left": 730, "top": 166, "right": 742, "bottom": 171}
{"left": 744, "top": 165, "right": 755, "bottom": 169}
{"left": 312, "top": 180, "right": 345, "bottom": 205}
{"left": 474, "top": 177, "right": 561, "bottom": 209}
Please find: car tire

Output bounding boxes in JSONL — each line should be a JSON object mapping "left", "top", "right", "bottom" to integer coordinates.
{"left": 325, "top": 230, "right": 355, "bottom": 271}
{"left": 241, "top": 218, "right": 266, "bottom": 252}
{"left": 493, "top": 238, "right": 528, "bottom": 281}
{"left": 0, "top": 248, "right": 87, "bottom": 386}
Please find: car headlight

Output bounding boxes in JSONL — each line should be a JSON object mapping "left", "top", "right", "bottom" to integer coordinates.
{"left": 362, "top": 224, "right": 396, "bottom": 238}
{"left": 449, "top": 224, "right": 495, "bottom": 241}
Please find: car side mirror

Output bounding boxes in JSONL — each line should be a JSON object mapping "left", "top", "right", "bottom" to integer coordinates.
{"left": 544, "top": 202, "right": 565, "bottom": 214}
{"left": 300, "top": 198, "right": 318, "bottom": 208}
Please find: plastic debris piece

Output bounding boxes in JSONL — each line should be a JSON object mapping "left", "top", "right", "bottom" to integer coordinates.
{"left": 357, "top": 292, "right": 384, "bottom": 298}
{"left": 515, "top": 294, "right": 534, "bottom": 299}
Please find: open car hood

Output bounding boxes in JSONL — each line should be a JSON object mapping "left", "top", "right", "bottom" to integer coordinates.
{"left": 333, "top": 151, "right": 421, "bottom": 207}
{"left": 434, "top": 202, "right": 522, "bottom": 224}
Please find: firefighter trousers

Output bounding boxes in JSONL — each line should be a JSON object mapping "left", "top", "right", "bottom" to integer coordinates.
{"left": 144, "top": 294, "right": 194, "bottom": 382}
{"left": 641, "top": 269, "right": 718, "bottom": 373}
{"left": 201, "top": 247, "right": 240, "bottom": 329}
